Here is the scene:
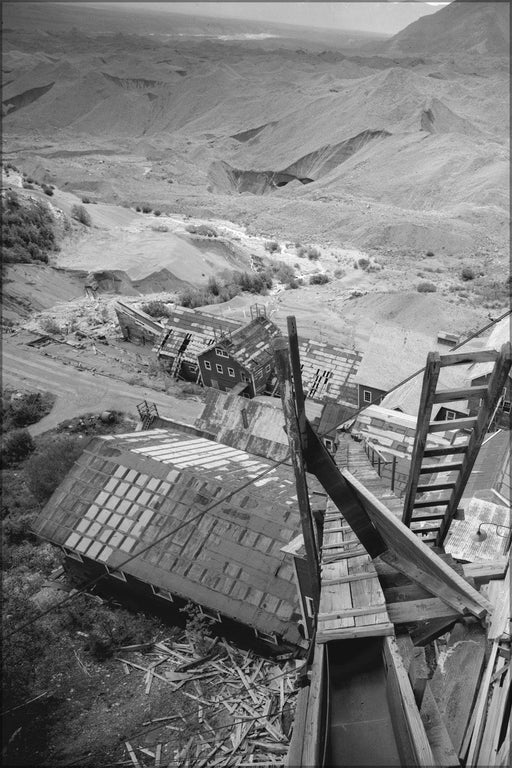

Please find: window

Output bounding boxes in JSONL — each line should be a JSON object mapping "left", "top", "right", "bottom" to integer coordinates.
{"left": 363, "top": 390, "right": 372, "bottom": 403}
{"left": 204, "top": 360, "right": 211, "bottom": 371}
{"left": 502, "top": 401, "right": 511, "bottom": 414}
{"left": 227, "top": 367, "right": 235, "bottom": 377}
{"left": 254, "top": 628, "right": 279, "bottom": 645}
{"left": 241, "top": 374, "right": 250, "bottom": 383}
{"left": 215, "top": 349, "right": 228, "bottom": 358}
{"left": 105, "top": 565, "right": 127, "bottom": 581}
{"left": 305, "top": 596, "right": 315, "bottom": 619}
{"left": 62, "top": 546, "right": 83, "bottom": 562}
{"left": 216, "top": 363, "right": 223, "bottom": 374}
{"left": 445, "top": 410, "right": 456, "bottom": 420}
{"left": 324, "top": 438, "right": 334, "bottom": 452}
{"left": 151, "top": 585, "right": 173, "bottom": 601}
{"left": 265, "top": 364, "right": 271, "bottom": 373}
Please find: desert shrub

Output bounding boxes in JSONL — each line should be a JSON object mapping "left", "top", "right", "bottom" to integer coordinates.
{"left": 25, "top": 434, "right": 84, "bottom": 503}
{"left": 426, "top": 250, "right": 435, "bottom": 257}
{"left": 358, "top": 257, "right": 370, "bottom": 270}
{"left": 1, "top": 430, "right": 35, "bottom": 467}
{"left": 461, "top": 266, "right": 475, "bottom": 281}
{"left": 417, "top": 281, "right": 437, "bottom": 293}
{"left": 22, "top": 182, "right": 34, "bottom": 189}
{"left": 70, "top": 204, "right": 91, "bottom": 227}
{"left": 141, "top": 300, "right": 172, "bottom": 318}
{"left": 39, "top": 317, "right": 62, "bottom": 335}
{"left": 142, "top": 205, "right": 152, "bottom": 214}
{"left": 334, "top": 268, "right": 346, "bottom": 279}
{"left": 26, "top": 177, "right": 34, "bottom": 184}
{"left": 185, "top": 224, "right": 218, "bottom": 237}
{"left": 264, "top": 240, "right": 280, "bottom": 253}
{"left": 1, "top": 190, "right": 56, "bottom": 264}
{"left": 207, "top": 276, "right": 221, "bottom": 296}
{"left": 135, "top": 205, "right": 141, "bottom": 212}
{"left": 307, "top": 246, "right": 321, "bottom": 260}
{"left": 81, "top": 196, "right": 91, "bottom": 204}
{"left": 272, "top": 263, "right": 296, "bottom": 286}
{"left": 42, "top": 187, "right": 53, "bottom": 196}
{"left": 152, "top": 224, "right": 169, "bottom": 232}
{"left": 154, "top": 210, "right": 161, "bottom": 216}
{"left": 2, "top": 392, "right": 53, "bottom": 431}
{"left": 310, "top": 273, "right": 330, "bottom": 285}
{"left": 232, "top": 270, "right": 272, "bottom": 293}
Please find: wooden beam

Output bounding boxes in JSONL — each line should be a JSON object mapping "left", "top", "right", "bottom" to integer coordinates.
{"left": 438, "top": 349, "right": 499, "bottom": 366}
{"left": 304, "top": 421, "right": 387, "bottom": 559}
{"left": 318, "top": 604, "right": 388, "bottom": 621}
{"left": 322, "top": 572, "right": 376, "bottom": 586}
{"left": 419, "top": 461, "right": 463, "bottom": 473}
{"left": 403, "top": 351, "right": 441, "bottom": 527}
{"left": 387, "top": 598, "right": 460, "bottom": 624}
{"left": 343, "top": 469, "right": 492, "bottom": 618}
{"left": 423, "top": 445, "right": 467, "bottom": 458}
{"left": 286, "top": 316, "right": 307, "bottom": 449}
{"left": 433, "top": 385, "right": 488, "bottom": 403}
{"left": 429, "top": 417, "right": 477, "bottom": 432}
{"left": 462, "top": 559, "right": 509, "bottom": 582}
{"left": 316, "top": 623, "right": 394, "bottom": 642}
{"left": 274, "top": 339, "right": 320, "bottom": 609}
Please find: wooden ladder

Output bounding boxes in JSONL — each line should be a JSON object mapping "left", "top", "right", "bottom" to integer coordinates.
{"left": 402, "top": 342, "right": 511, "bottom": 546}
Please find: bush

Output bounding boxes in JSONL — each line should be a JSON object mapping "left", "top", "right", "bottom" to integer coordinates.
{"left": 25, "top": 435, "right": 84, "bottom": 503}
{"left": 141, "top": 205, "right": 152, "bottom": 214}
{"left": 70, "top": 204, "right": 91, "bottom": 227}
{"left": 42, "top": 187, "right": 53, "bottom": 196}
{"left": 81, "top": 197, "right": 91, "bottom": 204}
{"left": 307, "top": 247, "right": 321, "bottom": 260}
{"left": 310, "top": 273, "right": 330, "bottom": 285}
{"left": 461, "top": 266, "right": 475, "bottom": 281}
{"left": 154, "top": 210, "right": 161, "bottom": 217}
{"left": 358, "top": 257, "right": 370, "bottom": 270}
{"left": 2, "top": 392, "right": 53, "bottom": 431}
{"left": 39, "top": 317, "right": 62, "bottom": 335}
{"left": 135, "top": 206, "right": 141, "bottom": 212}
{"left": 141, "top": 300, "right": 172, "bottom": 318}
{"left": 264, "top": 240, "right": 280, "bottom": 253}
{"left": 1, "top": 191, "right": 56, "bottom": 264}
{"left": 417, "top": 281, "right": 437, "bottom": 293}
{"left": 426, "top": 250, "right": 435, "bottom": 257}
{"left": 185, "top": 224, "right": 218, "bottom": 237}
{"left": 1, "top": 430, "right": 35, "bottom": 467}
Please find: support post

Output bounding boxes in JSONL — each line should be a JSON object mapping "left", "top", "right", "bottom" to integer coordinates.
{"left": 287, "top": 316, "right": 308, "bottom": 448}
{"left": 274, "top": 338, "right": 321, "bottom": 610}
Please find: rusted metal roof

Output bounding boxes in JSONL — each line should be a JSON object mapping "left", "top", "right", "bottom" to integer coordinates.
{"left": 33, "top": 428, "right": 304, "bottom": 644}
{"left": 154, "top": 306, "right": 242, "bottom": 362}
{"left": 298, "top": 339, "right": 361, "bottom": 405}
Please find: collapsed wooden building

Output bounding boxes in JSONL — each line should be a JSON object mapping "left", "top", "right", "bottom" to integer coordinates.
{"left": 33, "top": 311, "right": 511, "bottom": 766}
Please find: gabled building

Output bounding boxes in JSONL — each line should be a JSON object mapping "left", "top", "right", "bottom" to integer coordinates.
{"left": 153, "top": 306, "right": 242, "bottom": 381}
{"left": 32, "top": 428, "right": 310, "bottom": 649}
{"left": 197, "top": 316, "right": 281, "bottom": 398}
{"left": 298, "top": 339, "right": 361, "bottom": 407}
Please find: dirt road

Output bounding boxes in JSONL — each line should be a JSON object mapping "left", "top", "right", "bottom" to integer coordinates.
{"left": 3, "top": 338, "right": 202, "bottom": 435}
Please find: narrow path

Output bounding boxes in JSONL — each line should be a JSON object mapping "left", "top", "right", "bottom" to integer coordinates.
{"left": 3, "top": 339, "right": 202, "bottom": 434}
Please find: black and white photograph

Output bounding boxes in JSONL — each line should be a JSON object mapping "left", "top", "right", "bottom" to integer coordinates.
{"left": 2, "top": 1, "right": 510, "bottom": 766}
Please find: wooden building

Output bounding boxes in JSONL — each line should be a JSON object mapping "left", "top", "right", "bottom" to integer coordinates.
{"left": 115, "top": 301, "right": 164, "bottom": 346}
{"left": 297, "top": 339, "right": 361, "bottom": 407}
{"left": 32, "top": 427, "right": 313, "bottom": 650}
{"left": 197, "top": 315, "right": 281, "bottom": 397}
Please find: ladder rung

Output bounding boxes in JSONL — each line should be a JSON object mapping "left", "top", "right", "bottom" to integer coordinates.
{"left": 433, "top": 386, "right": 488, "bottom": 403}
{"left": 429, "top": 417, "right": 478, "bottom": 432}
{"left": 439, "top": 350, "right": 499, "bottom": 366}
{"left": 410, "top": 514, "right": 446, "bottom": 522}
{"left": 424, "top": 445, "right": 468, "bottom": 458}
{"left": 416, "top": 482, "right": 456, "bottom": 493}
{"left": 418, "top": 535, "right": 438, "bottom": 543}
{"left": 411, "top": 524, "right": 441, "bottom": 533}
{"left": 413, "top": 499, "right": 450, "bottom": 509}
{"left": 419, "top": 462, "right": 463, "bottom": 474}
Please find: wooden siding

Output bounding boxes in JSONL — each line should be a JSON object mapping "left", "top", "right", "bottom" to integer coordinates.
{"left": 199, "top": 349, "right": 253, "bottom": 395}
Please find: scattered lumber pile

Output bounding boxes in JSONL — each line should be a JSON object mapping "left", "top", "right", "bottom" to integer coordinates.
{"left": 116, "top": 630, "right": 300, "bottom": 768}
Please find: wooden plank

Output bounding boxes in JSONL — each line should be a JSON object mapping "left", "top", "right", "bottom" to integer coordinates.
{"left": 322, "top": 571, "right": 377, "bottom": 586}
{"left": 462, "top": 559, "right": 508, "bottom": 582}
{"left": 419, "top": 461, "right": 463, "bottom": 473}
{"left": 402, "top": 351, "right": 441, "bottom": 527}
{"left": 343, "top": 469, "right": 492, "bottom": 618}
{"left": 420, "top": 682, "right": 460, "bottom": 767}
{"left": 410, "top": 616, "right": 458, "bottom": 647}
{"left": 433, "top": 385, "right": 488, "bottom": 403}
{"left": 428, "top": 417, "right": 477, "bottom": 432}
{"left": 316, "top": 622, "right": 395, "bottom": 642}
{"left": 415, "top": 483, "right": 455, "bottom": 493}
{"left": 412, "top": 499, "right": 450, "bottom": 508}
{"left": 322, "top": 546, "right": 367, "bottom": 563}
{"left": 429, "top": 622, "right": 487, "bottom": 754}
{"left": 465, "top": 640, "right": 499, "bottom": 766}
{"left": 387, "top": 598, "right": 459, "bottom": 624}
{"left": 383, "top": 636, "right": 435, "bottom": 766}
{"left": 318, "top": 604, "right": 388, "bottom": 620}
{"left": 300, "top": 642, "right": 325, "bottom": 767}
{"left": 423, "top": 445, "right": 467, "bottom": 457}
{"left": 438, "top": 349, "right": 498, "bottom": 366}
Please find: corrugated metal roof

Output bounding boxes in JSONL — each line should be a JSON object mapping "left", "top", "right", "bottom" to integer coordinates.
{"left": 155, "top": 306, "right": 242, "bottom": 362}
{"left": 209, "top": 316, "right": 281, "bottom": 372}
{"left": 298, "top": 339, "right": 361, "bottom": 405}
{"left": 33, "top": 428, "right": 303, "bottom": 644}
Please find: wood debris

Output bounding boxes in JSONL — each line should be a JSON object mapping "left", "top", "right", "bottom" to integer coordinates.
{"left": 120, "top": 631, "right": 300, "bottom": 767}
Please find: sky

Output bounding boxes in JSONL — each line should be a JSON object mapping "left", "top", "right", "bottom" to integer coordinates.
{"left": 134, "top": 2, "right": 452, "bottom": 36}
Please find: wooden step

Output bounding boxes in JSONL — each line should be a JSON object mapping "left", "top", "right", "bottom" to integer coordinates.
{"left": 411, "top": 514, "right": 446, "bottom": 522}
{"left": 419, "top": 462, "right": 463, "bottom": 474}
{"left": 413, "top": 499, "right": 450, "bottom": 509}
{"left": 433, "top": 386, "right": 488, "bottom": 403}
{"left": 439, "top": 349, "right": 498, "bottom": 366}
{"left": 424, "top": 445, "right": 467, "bottom": 458}
{"left": 411, "top": 524, "right": 442, "bottom": 534}
{"left": 429, "top": 417, "right": 478, "bottom": 432}
{"left": 416, "top": 482, "right": 456, "bottom": 493}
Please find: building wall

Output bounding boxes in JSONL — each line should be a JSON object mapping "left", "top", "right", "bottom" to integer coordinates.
{"left": 115, "top": 310, "right": 160, "bottom": 346}
{"left": 470, "top": 374, "right": 511, "bottom": 430}
{"left": 358, "top": 384, "right": 386, "bottom": 409}
{"left": 199, "top": 348, "right": 253, "bottom": 395}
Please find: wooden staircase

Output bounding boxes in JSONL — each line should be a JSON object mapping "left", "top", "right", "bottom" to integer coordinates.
{"left": 402, "top": 342, "right": 511, "bottom": 546}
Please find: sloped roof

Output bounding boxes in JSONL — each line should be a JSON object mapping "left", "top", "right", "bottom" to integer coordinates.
{"left": 380, "top": 314, "right": 511, "bottom": 417}
{"left": 154, "top": 306, "right": 241, "bottom": 362}
{"left": 298, "top": 338, "right": 361, "bottom": 405}
{"left": 205, "top": 316, "right": 281, "bottom": 372}
{"left": 33, "top": 428, "right": 303, "bottom": 644}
